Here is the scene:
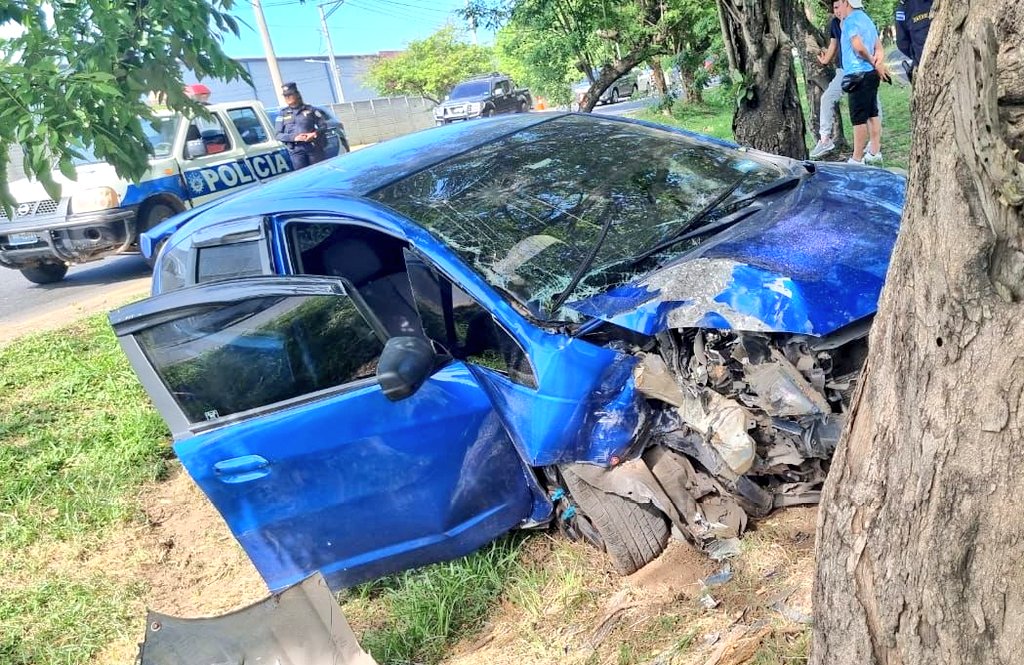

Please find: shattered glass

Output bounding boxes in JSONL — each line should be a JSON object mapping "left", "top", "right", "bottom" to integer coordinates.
{"left": 372, "top": 116, "right": 782, "bottom": 322}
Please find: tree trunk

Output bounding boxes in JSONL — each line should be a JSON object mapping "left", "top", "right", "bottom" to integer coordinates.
{"left": 716, "top": 0, "right": 807, "bottom": 158}
{"left": 812, "top": 2, "right": 1024, "bottom": 663}
{"left": 790, "top": 7, "right": 847, "bottom": 150}
{"left": 650, "top": 59, "right": 668, "bottom": 96}
{"left": 578, "top": 51, "right": 650, "bottom": 113}
{"left": 680, "top": 68, "right": 703, "bottom": 104}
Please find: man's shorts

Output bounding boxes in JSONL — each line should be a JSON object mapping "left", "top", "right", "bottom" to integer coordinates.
{"left": 848, "top": 71, "right": 880, "bottom": 125}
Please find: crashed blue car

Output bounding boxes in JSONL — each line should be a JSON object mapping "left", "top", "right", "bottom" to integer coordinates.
{"left": 110, "top": 113, "right": 904, "bottom": 592}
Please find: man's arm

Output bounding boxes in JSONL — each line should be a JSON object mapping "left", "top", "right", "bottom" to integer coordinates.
{"left": 850, "top": 34, "right": 873, "bottom": 63}
{"left": 895, "top": 5, "right": 914, "bottom": 60}
{"left": 275, "top": 115, "right": 296, "bottom": 143}
{"left": 817, "top": 38, "right": 838, "bottom": 65}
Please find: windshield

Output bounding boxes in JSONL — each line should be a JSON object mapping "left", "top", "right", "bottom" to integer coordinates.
{"left": 449, "top": 80, "right": 490, "bottom": 99}
{"left": 71, "top": 116, "right": 178, "bottom": 165}
{"left": 373, "top": 116, "right": 784, "bottom": 322}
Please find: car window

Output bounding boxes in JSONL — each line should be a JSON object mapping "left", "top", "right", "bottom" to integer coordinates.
{"left": 228, "top": 107, "right": 269, "bottom": 145}
{"left": 407, "top": 251, "right": 536, "bottom": 388}
{"left": 196, "top": 241, "right": 266, "bottom": 284}
{"left": 373, "top": 115, "right": 783, "bottom": 322}
{"left": 136, "top": 294, "right": 383, "bottom": 424}
{"left": 184, "top": 115, "right": 232, "bottom": 157}
{"left": 450, "top": 80, "right": 490, "bottom": 99}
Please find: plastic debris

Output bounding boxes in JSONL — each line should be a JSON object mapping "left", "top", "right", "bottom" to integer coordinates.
{"left": 705, "top": 538, "right": 742, "bottom": 561}
{"left": 699, "top": 594, "right": 720, "bottom": 610}
{"left": 701, "top": 565, "right": 733, "bottom": 588}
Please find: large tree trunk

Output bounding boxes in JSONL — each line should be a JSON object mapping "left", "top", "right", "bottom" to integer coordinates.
{"left": 812, "top": 2, "right": 1024, "bottom": 663}
{"left": 650, "top": 59, "right": 668, "bottom": 96}
{"left": 716, "top": 0, "right": 807, "bottom": 158}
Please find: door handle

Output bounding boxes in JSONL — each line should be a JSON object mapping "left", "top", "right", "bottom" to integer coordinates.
{"left": 214, "top": 455, "right": 270, "bottom": 483}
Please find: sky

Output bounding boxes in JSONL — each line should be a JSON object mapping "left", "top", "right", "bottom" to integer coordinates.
{"left": 222, "top": 0, "right": 492, "bottom": 58}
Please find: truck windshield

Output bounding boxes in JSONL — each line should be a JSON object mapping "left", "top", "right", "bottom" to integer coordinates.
{"left": 449, "top": 80, "right": 490, "bottom": 99}
{"left": 71, "top": 116, "right": 178, "bottom": 165}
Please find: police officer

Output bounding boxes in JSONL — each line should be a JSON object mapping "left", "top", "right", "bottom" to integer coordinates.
{"left": 275, "top": 82, "right": 328, "bottom": 169}
{"left": 895, "top": 0, "right": 933, "bottom": 81}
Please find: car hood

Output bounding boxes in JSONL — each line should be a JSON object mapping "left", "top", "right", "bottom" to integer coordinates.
{"left": 566, "top": 164, "right": 905, "bottom": 337}
{"left": 6, "top": 162, "right": 128, "bottom": 203}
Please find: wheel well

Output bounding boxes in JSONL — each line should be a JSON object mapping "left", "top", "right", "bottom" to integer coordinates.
{"left": 138, "top": 195, "right": 186, "bottom": 233}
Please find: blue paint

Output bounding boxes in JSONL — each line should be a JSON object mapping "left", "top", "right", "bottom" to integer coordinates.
{"left": 566, "top": 164, "right": 905, "bottom": 335}
{"left": 122, "top": 173, "right": 188, "bottom": 206}
{"left": 174, "top": 362, "right": 538, "bottom": 592}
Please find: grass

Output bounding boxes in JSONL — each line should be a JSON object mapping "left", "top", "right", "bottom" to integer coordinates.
{"left": 635, "top": 76, "right": 914, "bottom": 170}
{"left": 0, "top": 316, "right": 170, "bottom": 665}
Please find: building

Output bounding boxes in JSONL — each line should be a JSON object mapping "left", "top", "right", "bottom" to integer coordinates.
{"left": 183, "top": 54, "right": 384, "bottom": 109}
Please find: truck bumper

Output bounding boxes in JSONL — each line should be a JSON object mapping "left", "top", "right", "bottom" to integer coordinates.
{"left": 0, "top": 208, "right": 138, "bottom": 269}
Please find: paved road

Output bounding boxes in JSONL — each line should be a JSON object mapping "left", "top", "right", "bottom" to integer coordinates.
{"left": 0, "top": 254, "right": 152, "bottom": 344}
{"left": 592, "top": 95, "right": 658, "bottom": 117}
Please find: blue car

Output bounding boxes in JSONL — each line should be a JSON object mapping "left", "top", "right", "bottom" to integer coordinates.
{"left": 111, "top": 113, "right": 904, "bottom": 592}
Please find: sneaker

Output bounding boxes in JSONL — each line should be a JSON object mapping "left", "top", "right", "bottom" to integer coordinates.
{"left": 847, "top": 157, "right": 865, "bottom": 165}
{"left": 864, "top": 150, "right": 883, "bottom": 164}
{"left": 809, "top": 139, "right": 836, "bottom": 159}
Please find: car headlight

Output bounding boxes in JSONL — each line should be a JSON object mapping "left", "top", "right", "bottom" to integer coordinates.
{"left": 70, "top": 187, "right": 120, "bottom": 214}
{"left": 468, "top": 102, "right": 483, "bottom": 112}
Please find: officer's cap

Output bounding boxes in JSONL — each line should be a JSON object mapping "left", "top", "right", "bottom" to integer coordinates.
{"left": 282, "top": 82, "right": 300, "bottom": 96}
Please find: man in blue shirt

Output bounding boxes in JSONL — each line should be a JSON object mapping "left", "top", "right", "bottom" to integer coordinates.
{"left": 836, "top": 0, "right": 886, "bottom": 165}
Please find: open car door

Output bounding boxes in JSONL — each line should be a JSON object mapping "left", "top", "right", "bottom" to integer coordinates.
{"left": 109, "top": 276, "right": 538, "bottom": 591}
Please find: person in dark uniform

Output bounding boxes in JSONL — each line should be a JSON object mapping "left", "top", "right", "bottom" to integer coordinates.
{"left": 895, "top": 0, "right": 933, "bottom": 81}
{"left": 275, "top": 82, "right": 328, "bottom": 169}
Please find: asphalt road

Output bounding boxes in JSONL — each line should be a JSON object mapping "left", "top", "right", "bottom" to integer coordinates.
{"left": 0, "top": 254, "right": 152, "bottom": 344}
{"left": 591, "top": 95, "right": 658, "bottom": 116}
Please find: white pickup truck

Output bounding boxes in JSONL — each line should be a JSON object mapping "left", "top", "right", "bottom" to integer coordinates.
{"left": 0, "top": 101, "right": 294, "bottom": 284}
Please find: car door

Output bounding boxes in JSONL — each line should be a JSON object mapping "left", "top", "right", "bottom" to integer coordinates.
{"left": 178, "top": 110, "right": 269, "bottom": 207}
{"left": 225, "top": 105, "right": 295, "bottom": 182}
{"left": 109, "top": 275, "right": 537, "bottom": 591}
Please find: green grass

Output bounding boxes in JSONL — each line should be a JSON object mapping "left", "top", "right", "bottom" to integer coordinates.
{"left": 635, "top": 77, "right": 913, "bottom": 170}
{"left": 0, "top": 316, "right": 170, "bottom": 664}
{"left": 343, "top": 536, "right": 528, "bottom": 665}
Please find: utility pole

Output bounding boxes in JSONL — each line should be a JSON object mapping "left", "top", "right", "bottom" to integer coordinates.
{"left": 318, "top": 2, "right": 346, "bottom": 103}
{"left": 251, "top": 0, "right": 287, "bottom": 106}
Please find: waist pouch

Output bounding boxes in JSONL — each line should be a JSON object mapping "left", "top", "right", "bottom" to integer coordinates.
{"left": 841, "top": 71, "right": 868, "bottom": 93}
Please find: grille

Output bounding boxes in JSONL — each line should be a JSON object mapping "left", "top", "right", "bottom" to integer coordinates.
{"left": 0, "top": 199, "right": 59, "bottom": 221}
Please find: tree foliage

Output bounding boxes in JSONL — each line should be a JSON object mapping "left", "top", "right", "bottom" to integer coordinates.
{"left": 365, "top": 25, "right": 494, "bottom": 104}
{"left": 0, "top": 0, "right": 248, "bottom": 213}
{"left": 469, "top": 0, "right": 682, "bottom": 112}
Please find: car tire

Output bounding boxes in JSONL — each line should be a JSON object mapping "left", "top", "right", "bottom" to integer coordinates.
{"left": 561, "top": 467, "right": 669, "bottom": 575}
{"left": 517, "top": 101, "right": 528, "bottom": 113}
{"left": 139, "top": 203, "right": 179, "bottom": 269}
{"left": 20, "top": 262, "right": 68, "bottom": 285}
{"left": 483, "top": 107, "right": 495, "bottom": 118}
{"left": 611, "top": 88, "right": 620, "bottom": 104}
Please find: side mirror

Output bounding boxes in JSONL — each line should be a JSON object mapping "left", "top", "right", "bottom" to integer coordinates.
{"left": 185, "top": 139, "right": 208, "bottom": 159}
{"left": 377, "top": 336, "right": 436, "bottom": 402}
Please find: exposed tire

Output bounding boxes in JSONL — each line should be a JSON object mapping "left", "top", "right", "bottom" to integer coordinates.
{"left": 561, "top": 467, "right": 669, "bottom": 575}
{"left": 139, "top": 202, "right": 179, "bottom": 268}
{"left": 20, "top": 263, "right": 68, "bottom": 285}
{"left": 518, "top": 101, "right": 528, "bottom": 113}
{"left": 483, "top": 106, "right": 495, "bottom": 118}
{"left": 611, "top": 87, "right": 620, "bottom": 104}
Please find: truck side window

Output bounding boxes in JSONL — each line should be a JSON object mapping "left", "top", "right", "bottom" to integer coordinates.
{"left": 406, "top": 251, "right": 537, "bottom": 389}
{"left": 135, "top": 294, "right": 383, "bottom": 423}
{"left": 228, "top": 108, "right": 269, "bottom": 146}
{"left": 185, "top": 116, "right": 232, "bottom": 156}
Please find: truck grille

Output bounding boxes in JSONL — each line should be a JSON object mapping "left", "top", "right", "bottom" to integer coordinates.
{"left": 0, "top": 199, "right": 58, "bottom": 221}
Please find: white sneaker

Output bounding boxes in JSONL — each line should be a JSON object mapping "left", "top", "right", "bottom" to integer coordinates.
{"left": 864, "top": 151, "right": 883, "bottom": 164}
{"left": 847, "top": 157, "right": 865, "bottom": 165}
{"left": 809, "top": 139, "right": 836, "bottom": 159}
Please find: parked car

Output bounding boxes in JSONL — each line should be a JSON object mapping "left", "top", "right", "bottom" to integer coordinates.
{"left": 572, "top": 69, "right": 640, "bottom": 108}
{"left": 433, "top": 73, "right": 532, "bottom": 124}
{"left": 266, "top": 106, "right": 350, "bottom": 158}
{"left": 115, "top": 113, "right": 905, "bottom": 592}
{"left": 0, "top": 101, "right": 291, "bottom": 284}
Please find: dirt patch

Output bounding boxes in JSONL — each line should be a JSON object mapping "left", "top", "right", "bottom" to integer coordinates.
{"left": 90, "top": 463, "right": 267, "bottom": 664}
{"left": 627, "top": 539, "right": 715, "bottom": 603}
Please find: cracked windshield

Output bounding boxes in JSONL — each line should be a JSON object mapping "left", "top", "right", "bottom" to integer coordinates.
{"left": 374, "top": 115, "right": 782, "bottom": 322}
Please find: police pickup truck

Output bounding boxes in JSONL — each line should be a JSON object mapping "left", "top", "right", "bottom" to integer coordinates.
{"left": 0, "top": 101, "right": 294, "bottom": 284}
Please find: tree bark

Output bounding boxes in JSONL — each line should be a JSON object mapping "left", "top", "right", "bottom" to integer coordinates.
{"left": 650, "top": 59, "right": 668, "bottom": 96}
{"left": 790, "top": 7, "right": 846, "bottom": 150}
{"left": 716, "top": 0, "right": 807, "bottom": 158}
{"left": 812, "top": 2, "right": 1024, "bottom": 663}
{"left": 578, "top": 51, "right": 650, "bottom": 112}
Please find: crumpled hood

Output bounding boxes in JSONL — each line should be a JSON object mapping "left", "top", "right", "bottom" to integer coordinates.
{"left": 567, "top": 164, "right": 905, "bottom": 337}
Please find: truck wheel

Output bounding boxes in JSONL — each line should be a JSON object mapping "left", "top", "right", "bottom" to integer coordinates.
{"left": 561, "top": 468, "right": 669, "bottom": 575}
{"left": 21, "top": 263, "right": 68, "bottom": 285}
{"left": 140, "top": 203, "right": 179, "bottom": 268}
{"left": 483, "top": 106, "right": 495, "bottom": 118}
{"left": 517, "top": 101, "right": 528, "bottom": 113}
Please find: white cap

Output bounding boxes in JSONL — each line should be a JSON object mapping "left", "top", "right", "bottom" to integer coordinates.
{"left": 848, "top": 0, "right": 864, "bottom": 7}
